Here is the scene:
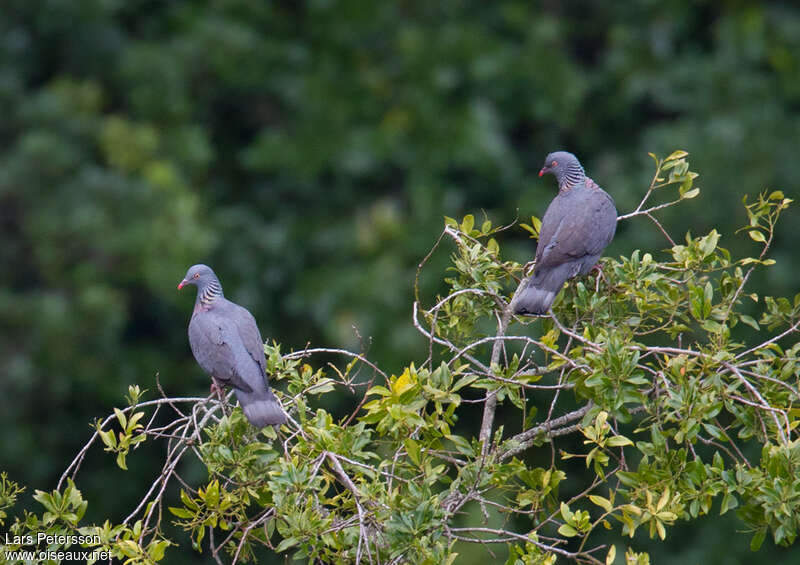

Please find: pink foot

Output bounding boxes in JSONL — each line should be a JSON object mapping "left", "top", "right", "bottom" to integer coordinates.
{"left": 590, "top": 263, "right": 607, "bottom": 292}
{"left": 210, "top": 379, "right": 226, "bottom": 402}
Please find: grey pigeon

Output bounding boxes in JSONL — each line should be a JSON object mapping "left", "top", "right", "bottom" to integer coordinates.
{"left": 512, "top": 151, "right": 617, "bottom": 315}
{"left": 178, "top": 264, "right": 286, "bottom": 427}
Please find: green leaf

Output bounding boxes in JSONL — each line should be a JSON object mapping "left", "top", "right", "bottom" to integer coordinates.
{"left": 719, "top": 492, "right": 738, "bottom": 515}
{"left": 750, "top": 528, "right": 767, "bottom": 551}
{"left": 557, "top": 523, "right": 578, "bottom": 537}
{"left": 309, "top": 378, "right": 336, "bottom": 394}
{"left": 739, "top": 315, "right": 759, "bottom": 330}
{"left": 446, "top": 434, "right": 474, "bottom": 457}
{"left": 748, "top": 230, "right": 766, "bottom": 243}
{"left": 452, "top": 374, "right": 478, "bottom": 391}
{"left": 202, "top": 480, "right": 220, "bottom": 507}
{"left": 701, "top": 319, "right": 724, "bottom": 334}
{"left": 98, "top": 428, "right": 117, "bottom": 450}
{"left": 665, "top": 150, "right": 689, "bottom": 161}
{"left": 698, "top": 230, "right": 719, "bottom": 257}
{"left": 275, "top": 537, "right": 300, "bottom": 553}
{"left": 148, "top": 539, "right": 169, "bottom": 561}
{"left": 589, "top": 495, "right": 613, "bottom": 512}
{"left": 606, "top": 545, "right": 616, "bottom": 565}
{"left": 702, "top": 423, "right": 726, "bottom": 441}
{"left": 114, "top": 408, "right": 127, "bottom": 430}
{"left": 168, "top": 506, "right": 193, "bottom": 519}
{"left": 180, "top": 489, "right": 199, "bottom": 511}
{"left": 656, "top": 519, "right": 666, "bottom": 540}
{"left": 584, "top": 374, "right": 605, "bottom": 388}
{"left": 118, "top": 540, "right": 141, "bottom": 558}
{"left": 127, "top": 411, "right": 144, "bottom": 432}
{"left": 365, "top": 385, "right": 391, "bottom": 397}
{"left": 33, "top": 490, "right": 56, "bottom": 514}
{"left": 405, "top": 438, "right": 421, "bottom": 466}
{"left": 607, "top": 435, "right": 633, "bottom": 447}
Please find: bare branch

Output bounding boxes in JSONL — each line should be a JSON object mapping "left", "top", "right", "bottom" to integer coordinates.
{"left": 500, "top": 405, "right": 593, "bottom": 460}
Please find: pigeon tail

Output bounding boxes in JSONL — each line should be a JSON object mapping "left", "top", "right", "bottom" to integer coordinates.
{"left": 512, "top": 261, "right": 579, "bottom": 316}
{"left": 512, "top": 284, "right": 556, "bottom": 315}
{"left": 235, "top": 389, "right": 287, "bottom": 427}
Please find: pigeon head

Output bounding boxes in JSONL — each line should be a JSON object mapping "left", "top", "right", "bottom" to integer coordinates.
{"left": 178, "top": 264, "right": 219, "bottom": 291}
{"left": 539, "top": 151, "right": 585, "bottom": 189}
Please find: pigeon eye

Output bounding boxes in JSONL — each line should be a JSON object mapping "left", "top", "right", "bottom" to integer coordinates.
{"left": 552, "top": 160, "right": 558, "bottom": 166}
{"left": 193, "top": 273, "right": 200, "bottom": 279}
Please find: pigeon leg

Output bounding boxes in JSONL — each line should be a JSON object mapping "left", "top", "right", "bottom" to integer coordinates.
{"left": 210, "top": 378, "right": 231, "bottom": 418}
{"left": 589, "top": 263, "right": 607, "bottom": 293}
{"left": 210, "top": 378, "right": 226, "bottom": 400}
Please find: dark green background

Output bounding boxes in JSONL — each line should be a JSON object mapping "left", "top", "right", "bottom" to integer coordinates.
{"left": 1, "top": 1, "right": 799, "bottom": 562}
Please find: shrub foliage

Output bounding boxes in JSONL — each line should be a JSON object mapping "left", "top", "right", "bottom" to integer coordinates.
{"left": 2, "top": 152, "right": 799, "bottom": 564}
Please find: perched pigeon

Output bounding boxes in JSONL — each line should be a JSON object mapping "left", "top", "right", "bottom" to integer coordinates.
{"left": 178, "top": 264, "right": 286, "bottom": 427}
{"left": 512, "top": 151, "right": 617, "bottom": 315}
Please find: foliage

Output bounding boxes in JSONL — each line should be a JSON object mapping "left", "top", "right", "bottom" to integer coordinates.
{"left": 3, "top": 153, "right": 800, "bottom": 564}
{"left": 4, "top": 3, "right": 800, "bottom": 504}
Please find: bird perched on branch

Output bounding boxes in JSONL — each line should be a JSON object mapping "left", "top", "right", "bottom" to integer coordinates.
{"left": 178, "top": 264, "right": 286, "bottom": 427}
{"left": 512, "top": 151, "right": 617, "bottom": 316}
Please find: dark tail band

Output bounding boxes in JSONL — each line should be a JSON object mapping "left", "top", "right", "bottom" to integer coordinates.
{"left": 235, "top": 390, "right": 287, "bottom": 427}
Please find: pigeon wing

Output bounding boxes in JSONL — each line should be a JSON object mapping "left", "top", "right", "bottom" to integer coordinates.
{"left": 535, "top": 187, "right": 617, "bottom": 270}
{"left": 231, "top": 303, "right": 270, "bottom": 383}
{"left": 188, "top": 310, "right": 255, "bottom": 394}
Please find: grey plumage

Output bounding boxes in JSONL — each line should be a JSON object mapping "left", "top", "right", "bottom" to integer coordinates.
{"left": 513, "top": 151, "right": 617, "bottom": 316}
{"left": 178, "top": 264, "right": 286, "bottom": 427}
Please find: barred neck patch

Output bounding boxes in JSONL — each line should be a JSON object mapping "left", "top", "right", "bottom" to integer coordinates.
{"left": 199, "top": 280, "right": 223, "bottom": 307}
{"left": 559, "top": 162, "right": 585, "bottom": 190}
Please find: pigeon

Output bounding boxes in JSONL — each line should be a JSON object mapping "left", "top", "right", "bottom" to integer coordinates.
{"left": 178, "top": 264, "right": 287, "bottom": 427}
{"left": 512, "top": 151, "right": 617, "bottom": 315}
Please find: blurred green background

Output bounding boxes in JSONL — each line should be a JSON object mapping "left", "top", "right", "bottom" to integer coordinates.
{"left": 1, "top": 0, "right": 799, "bottom": 563}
